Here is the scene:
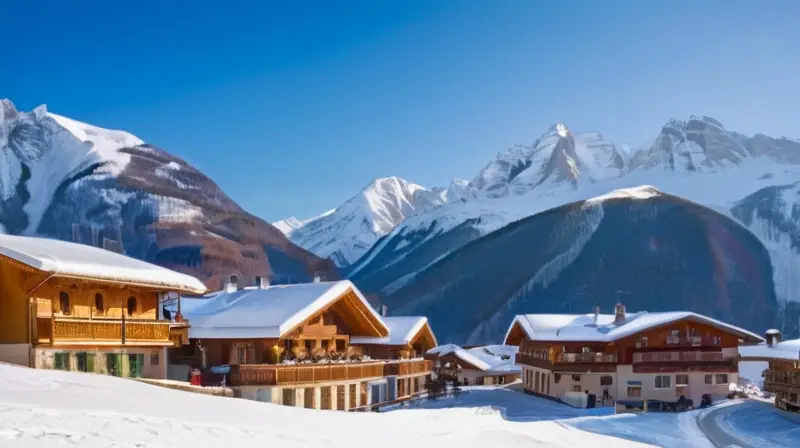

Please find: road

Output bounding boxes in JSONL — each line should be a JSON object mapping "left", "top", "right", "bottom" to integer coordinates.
{"left": 698, "top": 400, "right": 800, "bottom": 448}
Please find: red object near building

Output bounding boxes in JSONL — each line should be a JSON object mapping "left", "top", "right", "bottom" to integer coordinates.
{"left": 190, "top": 369, "right": 202, "bottom": 386}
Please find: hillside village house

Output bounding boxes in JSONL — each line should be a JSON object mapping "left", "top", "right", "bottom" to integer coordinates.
{"left": 0, "top": 234, "right": 206, "bottom": 378}
{"left": 168, "top": 277, "right": 435, "bottom": 411}
{"left": 740, "top": 330, "right": 800, "bottom": 412}
{"left": 425, "top": 344, "right": 520, "bottom": 386}
{"left": 505, "top": 304, "right": 764, "bottom": 408}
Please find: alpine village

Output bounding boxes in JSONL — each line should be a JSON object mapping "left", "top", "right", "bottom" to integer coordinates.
{"left": 0, "top": 233, "right": 796, "bottom": 414}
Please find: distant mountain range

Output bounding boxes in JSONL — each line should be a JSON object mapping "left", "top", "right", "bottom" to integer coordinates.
{"left": 0, "top": 99, "right": 337, "bottom": 289}
{"left": 278, "top": 115, "right": 800, "bottom": 343}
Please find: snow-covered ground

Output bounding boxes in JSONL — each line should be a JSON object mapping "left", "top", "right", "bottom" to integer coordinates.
{"left": 3, "top": 364, "right": 797, "bottom": 448}
{"left": 0, "top": 364, "right": 645, "bottom": 447}
{"left": 388, "top": 385, "right": 713, "bottom": 448}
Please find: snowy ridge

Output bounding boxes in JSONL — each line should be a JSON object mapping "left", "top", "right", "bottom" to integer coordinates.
{"left": 275, "top": 177, "right": 458, "bottom": 267}
{"left": 0, "top": 100, "right": 144, "bottom": 234}
{"left": 345, "top": 118, "right": 800, "bottom": 311}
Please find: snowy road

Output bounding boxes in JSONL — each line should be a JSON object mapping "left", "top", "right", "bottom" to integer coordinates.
{"left": 697, "top": 400, "right": 800, "bottom": 448}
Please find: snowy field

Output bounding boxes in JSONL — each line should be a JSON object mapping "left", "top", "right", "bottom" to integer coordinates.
{"left": 387, "top": 386, "right": 713, "bottom": 448}
{"left": 1, "top": 364, "right": 795, "bottom": 448}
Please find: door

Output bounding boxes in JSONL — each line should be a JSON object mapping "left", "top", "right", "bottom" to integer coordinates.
{"left": 128, "top": 354, "right": 144, "bottom": 378}
{"left": 76, "top": 352, "right": 95, "bottom": 372}
{"left": 106, "top": 353, "right": 121, "bottom": 377}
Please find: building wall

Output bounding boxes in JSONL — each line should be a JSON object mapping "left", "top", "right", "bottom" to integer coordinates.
{"left": 0, "top": 343, "right": 31, "bottom": 367}
{"left": 0, "top": 262, "right": 47, "bottom": 344}
{"left": 233, "top": 374, "right": 429, "bottom": 411}
{"left": 523, "top": 365, "right": 612, "bottom": 402}
{"left": 615, "top": 365, "right": 735, "bottom": 405}
{"left": 34, "top": 279, "right": 159, "bottom": 321}
{"left": 35, "top": 346, "right": 168, "bottom": 379}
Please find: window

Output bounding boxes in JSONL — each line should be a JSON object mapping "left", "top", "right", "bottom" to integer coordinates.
{"left": 572, "top": 385, "right": 582, "bottom": 392}
{"left": 715, "top": 374, "right": 729, "bottom": 385}
{"left": 600, "top": 375, "right": 613, "bottom": 386}
{"left": 76, "top": 352, "right": 94, "bottom": 372}
{"left": 636, "top": 337, "right": 648, "bottom": 348}
{"left": 126, "top": 296, "right": 137, "bottom": 316}
{"left": 581, "top": 347, "right": 591, "bottom": 353}
{"left": 321, "top": 340, "right": 329, "bottom": 351}
{"left": 54, "top": 352, "right": 70, "bottom": 371}
{"left": 59, "top": 292, "right": 70, "bottom": 315}
{"left": 150, "top": 352, "right": 160, "bottom": 365}
{"left": 705, "top": 374, "right": 713, "bottom": 385}
{"left": 627, "top": 386, "right": 642, "bottom": 397}
{"left": 304, "top": 340, "right": 314, "bottom": 353}
{"left": 571, "top": 374, "right": 581, "bottom": 381}
{"left": 94, "top": 293, "right": 104, "bottom": 314}
{"left": 676, "top": 374, "right": 689, "bottom": 386}
{"left": 535, "top": 371, "right": 540, "bottom": 392}
{"left": 236, "top": 344, "right": 254, "bottom": 364}
{"left": 712, "top": 336, "right": 721, "bottom": 345}
{"left": 335, "top": 339, "right": 346, "bottom": 352}
{"left": 654, "top": 375, "right": 671, "bottom": 389}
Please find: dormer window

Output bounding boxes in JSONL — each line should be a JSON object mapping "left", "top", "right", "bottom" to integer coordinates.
{"left": 59, "top": 292, "right": 70, "bottom": 315}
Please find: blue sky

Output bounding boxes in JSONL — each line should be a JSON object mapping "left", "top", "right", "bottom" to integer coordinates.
{"left": 3, "top": 1, "right": 799, "bottom": 222}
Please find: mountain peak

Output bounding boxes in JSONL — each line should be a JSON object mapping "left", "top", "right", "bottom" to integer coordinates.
{"left": 0, "top": 99, "right": 18, "bottom": 121}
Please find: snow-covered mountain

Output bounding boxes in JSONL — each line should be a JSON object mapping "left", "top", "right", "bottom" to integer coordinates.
{"left": 274, "top": 176, "right": 467, "bottom": 267}
{"left": 360, "top": 187, "right": 785, "bottom": 344}
{"left": 337, "top": 116, "right": 800, "bottom": 342}
{"left": 0, "top": 99, "right": 337, "bottom": 287}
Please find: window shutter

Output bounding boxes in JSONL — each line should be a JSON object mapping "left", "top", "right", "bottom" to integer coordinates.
{"left": 54, "top": 353, "right": 64, "bottom": 370}
{"left": 87, "top": 353, "right": 95, "bottom": 373}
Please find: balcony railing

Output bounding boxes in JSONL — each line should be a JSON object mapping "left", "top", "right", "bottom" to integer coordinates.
{"left": 764, "top": 380, "right": 800, "bottom": 394}
{"left": 227, "top": 359, "right": 432, "bottom": 387}
{"left": 515, "top": 353, "right": 553, "bottom": 369}
{"left": 556, "top": 353, "right": 618, "bottom": 363}
{"left": 632, "top": 351, "right": 727, "bottom": 363}
{"left": 383, "top": 360, "right": 432, "bottom": 376}
{"left": 37, "top": 317, "right": 171, "bottom": 344}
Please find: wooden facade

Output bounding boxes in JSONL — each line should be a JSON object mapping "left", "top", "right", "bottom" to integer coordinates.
{"left": 0, "top": 249, "right": 197, "bottom": 379}
{"left": 172, "top": 284, "right": 435, "bottom": 410}
{"left": 513, "top": 311, "right": 759, "bottom": 406}
{"left": 764, "top": 359, "right": 800, "bottom": 411}
{"left": 517, "top": 317, "right": 743, "bottom": 374}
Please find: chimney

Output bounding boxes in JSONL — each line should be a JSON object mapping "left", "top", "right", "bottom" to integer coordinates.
{"left": 254, "top": 276, "right": 269, "bottom": 289}
{"left": 613, "top": 303, "right": 626, "bottom": 325}
{"left": 313, "top": 275, "right": 321, "bottom": 283}
{"left": 225, "top": 274, "right": 239, "bottom": 293}
{"left": 380, "top": 304, "right": 388, "bottom": 317}
{"left": 592, "top": 306, "right": 600, "bottom": 325}
{"left": 765, "top": 329, "right": 782, "bottom": 348}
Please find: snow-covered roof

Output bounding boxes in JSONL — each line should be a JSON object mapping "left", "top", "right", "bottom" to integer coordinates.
{"left": 739, "top": 338, "right": 800, "bottom": 361}
{"left": 0, "top": 234, "right": 206, "bottom": 294}
{"left": 427, "top": 344, "right": 520, "bottom": 374}
{"left": 350, "top": 316, "right": 437, "bottom": 346}
{"left": 504, "top": 311, "right": 764, "bottom": 344}
{"left": 180, "top": 280, "right": 389, "bottom": 339}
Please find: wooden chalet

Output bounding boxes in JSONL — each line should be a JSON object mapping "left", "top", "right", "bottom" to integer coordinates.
{"left": 169, "top": 277, "right": 434, "bottom": 411}
{"left": 0, "top": 234, "right": 206, "bottom": 379}
{"left": 506, "top": 304, "right": 764, "bottom": 408}
{"left": 424, "top": 344, "right": 520, "bottom": 386}
{"left": 740, "top": 330, "right": 800, "bottom": 412}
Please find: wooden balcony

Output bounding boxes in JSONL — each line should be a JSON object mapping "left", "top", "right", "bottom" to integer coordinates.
{"left": 228, "top": 361, "right": 387, "bottom": 386}
{"left": 383, "top": 360, "right": 432, "bottom": 376}
{"left": 632, "top": 350, "right": 736, "bottom": 373}
{"left": 556, "top": 353, "right": 617, "bottom": 364}
{"left": 36, "top": 317, "right": 172, "bottom": 346}
{"left": 515, "top": 353, "right": 553, "bottom": 370}
{"left": 764, "top": 380, "right": 800, "bottom": 395}
{"left": 633, "top": 351, "right": 725, "bottom": 363}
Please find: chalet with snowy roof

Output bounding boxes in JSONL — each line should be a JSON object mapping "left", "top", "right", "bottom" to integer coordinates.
{"left": 0, "top": 234, "right": 206, "bottom": 379}
{"left": 425, "top": 344, "right": 520, "bottom": 386}
{"left": 740, "top": 330, "right": 800, "bottom": 412}
{"left": 505, "top": 304, "right": 764, "bottom": 408}
{"left": 168, "top": 276, "right": 434, "bottom": 411}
